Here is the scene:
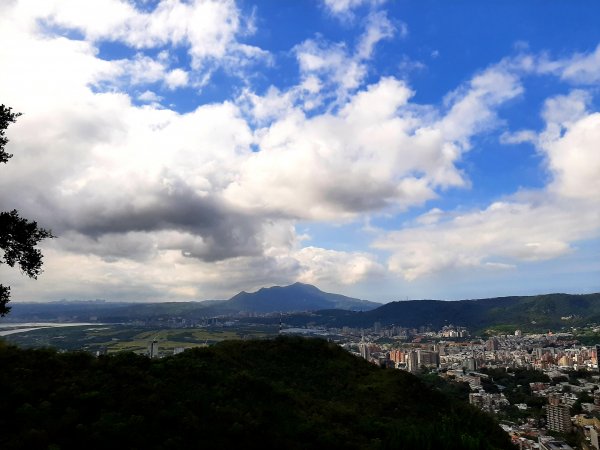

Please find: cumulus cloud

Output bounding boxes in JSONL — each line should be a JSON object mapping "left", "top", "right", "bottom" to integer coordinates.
{"left": 440, "top": 65, "right": 523, "bottom": 144}
{"left": 3, "top": 0, "right": 267, "bottom": 99}
{"left": 0, "top": 227, "right": 383, "bottom": 300}
{"left": 356, "top": 11, "right": 397, "bottom": 59}
{"left": 559, "top": 44, "right": 600, "bottom": 84}
{"left": 547, "top": 43, "right": 600, "bottom": 85}
{"left": 227, "top": 63, "right": 525, "bottom": 221}
{"left": 2, "top": 1, "right": 599, "bottom": 300}
{"left": 0, "top": 0, "right": 532, "bottom": 300}
{"left": 376, "top": 90, "right": 600, "bottom": 280}
{"left": 107, "top": 54, "right": 190, "bottom": 90}
{"left": 545, "top": 113, "right": 600, "bottom": 201}
{"left": 138, "top": 90, "right": 163, "bottom": 103}
{"left": 294, "top": 10, "right": 396, "bottom": 102}
{"left": 26, "top": 0, "right": 261, "bottom": 69}
{"left": 322, "top": 0, "right": 387, "bottom": 17}
{"left": 296, "top": 247, "right": 385, "bottom": 285}
{"left": 164, "top": 68, "right": 189, "bottom": 89}
{"left": 1, "top": 1, "right": 401, "bottom": 299}
{"left": 378, "top": 199, "right": 596, "bottom": 280}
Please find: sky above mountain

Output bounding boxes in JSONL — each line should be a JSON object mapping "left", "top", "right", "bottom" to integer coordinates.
{"left": 1, "top": 0, "right": 599, "bottom": 302}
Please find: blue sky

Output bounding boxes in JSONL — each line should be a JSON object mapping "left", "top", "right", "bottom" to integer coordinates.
{"left": 0, "top": 0, "right": 599, "bottom": 302}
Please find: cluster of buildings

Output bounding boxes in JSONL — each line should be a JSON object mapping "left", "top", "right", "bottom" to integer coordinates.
{"left": 349, "top": 325, "right": 598, "bottom": 373}
{"left": 345, "top": 325, "right": 600, "bottom": 449}
{"left": 515, "top": 387, "right": 600, "bottom": 450}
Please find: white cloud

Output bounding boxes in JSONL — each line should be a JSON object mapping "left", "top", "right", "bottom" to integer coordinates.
{"left": 239, "top": 86, "right": 297, "bottom": 123}
{"left": 557, "top": 44, "right": 600, "bottom": 84}
{"left": 356, "top": 11, "right": 396, "bottom": 60}
{"left": 5, "top": 0, "right": 267, "bottom": 95}
{"left": 32, "top": 0, "right": 260, "bottom": 68}
{"left": 0, "top": 40, "right": 524, "bottom": 300}
{"left": 378, "top": 199, "right": 593, "bottom": 280}
{"left": 440, "top": 65, "right": 523, "bottom": 145}
{"left": 2, "top": 1, "right": 398, "bottom": 299}
{"left": 225, "top": 66, "right": 524, "bottom": 221}
{"left": 294, "top": 10, "right": 396, "bottom": 102}
{"left": 322, "top": 0, "right": 386, "bottom": 17}
{"left": 3, "top": 1, "right": 598, "bottom": 301}
{"left": 500, "top": 129, "right": 537, "bottom": 145}
{"left": 295, "top": 39, "right": 366, "bottom": 94}
{"left": 545, "top": 112, "right": 600, "bottom": 201}
{"left": 115, "top": 53, "right": 172, "bottom": 86}
{"left": 516, "top": 44, "right": 600, "bottom": 86}
{"left": 541, "top": 90, "right": 590, "bottom": 131}
{"left": 415, "top": 208, "right": 445, "bottom": 225}
{"left": 138, "top": 90, "right": 163, "bottom": 103}
{"left": 376, "top": 92, "right": 600, "bottom": 280}
{"left": 165, "top": 68, "right": 189, "bottom": 89}
{"left": 295, "top": 247, "right": 384, "bottom": 285}
{"left": 0, "top": 231, "right": 382, "bottom": 300}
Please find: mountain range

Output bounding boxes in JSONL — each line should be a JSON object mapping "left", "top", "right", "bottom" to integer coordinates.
{"left": 3, "top": 283, "right": 378, "bottom": 322}
{"left": 271, "top": 292, "right": 600, "bottom": 333}
{"left": 4, "top": 284, "right": 600, "bottom": 333}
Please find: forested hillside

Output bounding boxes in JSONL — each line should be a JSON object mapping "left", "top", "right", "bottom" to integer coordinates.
{"left": 0, "top": 337, "right": 513, "bottom": 450}
{"left": 256, "top": 293, "right": 600, "bottom": 332}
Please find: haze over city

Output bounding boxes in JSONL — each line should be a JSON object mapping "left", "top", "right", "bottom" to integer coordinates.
{"left": 1, "top": 0, "right": 599, "bottom": 303}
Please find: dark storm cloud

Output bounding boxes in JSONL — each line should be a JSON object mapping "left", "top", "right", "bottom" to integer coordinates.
{"left": 55, "top": 183, "right": 266, "bottom": 262}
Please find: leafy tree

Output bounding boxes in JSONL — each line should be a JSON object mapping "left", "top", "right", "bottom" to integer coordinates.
{"left": 0, "top": 105, "right": 53, "bottom": 316}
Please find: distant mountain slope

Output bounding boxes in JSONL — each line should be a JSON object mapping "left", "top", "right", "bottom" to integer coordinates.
{"left": 6, "top": 290, "right": 599, "bottom": 331}
{"left": 0, "top": 337, "right": 513, "bottom": 449}
{"left": 226, "top": 282, "right": 379, "bottom": 313}
{"left": 261, "top": 293, "right": 600, "bottom": 332}
{"left": 3, "top": 301, "right": 214, "bottom": 322}
{"left": 3, "top": 284, "right": 378, "bottom": 321}
{"left": 363, "top": 293, "right": 600, "bottom": 331}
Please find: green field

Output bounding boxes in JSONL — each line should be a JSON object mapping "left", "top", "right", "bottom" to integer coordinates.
{"left": 2, "top": 323, "right": 280, "bottom": 355}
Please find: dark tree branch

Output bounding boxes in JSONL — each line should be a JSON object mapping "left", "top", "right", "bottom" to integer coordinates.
{"left": 0, "top": 210, "right": 54, "bottom": 277}
{"left": 0, "top": 104, "right": 52, "bottom": 316}
{"left": 0, "top": 104, "right": 21, "bottom": 164}
{"left": 0, "top": 285, "right": 10, "bottom": 315}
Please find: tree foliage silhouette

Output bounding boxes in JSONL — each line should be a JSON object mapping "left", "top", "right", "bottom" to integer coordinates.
{"left": 0, "top": 337, "right": 515, "bottom": 450}
{"left": 0, "top": 105, "right": 53, "bottom": 316}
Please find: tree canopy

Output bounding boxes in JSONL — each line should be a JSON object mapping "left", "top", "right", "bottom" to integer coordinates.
{"left": 0, "top": 104, "right": 53, "bottom": 316}
{"left": 0, "top": 336, "right": 514, "bottom": 450}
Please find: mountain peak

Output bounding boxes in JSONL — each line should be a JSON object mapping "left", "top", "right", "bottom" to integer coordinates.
{"left": 225, "top": 283, "right": 378, "bottom": 313}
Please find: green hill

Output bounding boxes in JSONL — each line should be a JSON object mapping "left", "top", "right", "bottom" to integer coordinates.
{"left": 261, "top": 292, "right": 600, "bottom": 333}
{"left": 363, "top": 293, "right": 600, "bottom": 332}
{"left": 0, "top": 337, "right": 513, "bottom": 450}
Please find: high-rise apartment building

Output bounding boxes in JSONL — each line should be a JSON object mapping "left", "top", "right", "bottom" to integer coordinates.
{"left": 389, "top": 349, "right": 403, "bottom": 363}
{"left": 418, "top": 350, "right": 440, "bottom": 368}
{"left": 148, "top": 339, "right": 159, "bottom": 359}
{"left": 485, "top": 338, "right": 499, "bottom": 352}
{"left": 546, "top": 402, "right": 572, "bottom": 433}
{"left": 359, "top": 340, "right": 370, "bottom": 361}
{"left": 407, "top": 351, "right": 419, "bottom": 373}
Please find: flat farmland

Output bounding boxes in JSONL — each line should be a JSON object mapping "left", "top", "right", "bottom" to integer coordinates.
{"left": 1, "top": 323, "right": 279, "bottom": 355}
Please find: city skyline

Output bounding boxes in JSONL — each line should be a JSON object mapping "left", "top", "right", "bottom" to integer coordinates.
{"left": 0, "top": 0, "right": 599, "bottom": 303}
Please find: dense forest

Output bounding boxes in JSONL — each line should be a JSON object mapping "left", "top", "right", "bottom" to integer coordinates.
{"left": 1, "top": 337, "right": 513, "bottom": 449}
